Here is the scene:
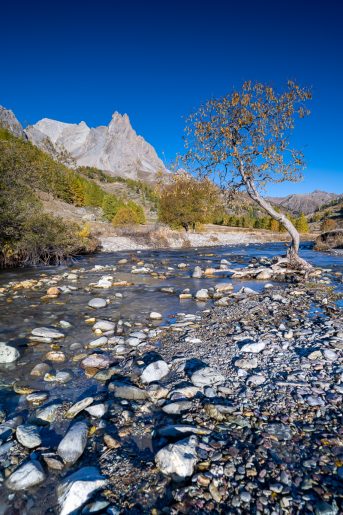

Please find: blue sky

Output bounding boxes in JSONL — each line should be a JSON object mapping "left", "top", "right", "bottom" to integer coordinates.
{"left": 1, "top": 0, "right": 342, "bottom": 195}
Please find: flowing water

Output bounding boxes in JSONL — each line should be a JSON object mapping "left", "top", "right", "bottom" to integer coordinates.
{"left": 0, "top": 242, "right": 342, "bottom": 512}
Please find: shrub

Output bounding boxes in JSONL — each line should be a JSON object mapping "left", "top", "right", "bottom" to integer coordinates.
{"left": 321, "top": 219, "right": 336, "bottom": 232}
{"left": 112, "top": 205, "right": 142, "bottom": 225}
{"left": 102, "top": 194, "right": 124, "bottom": 221}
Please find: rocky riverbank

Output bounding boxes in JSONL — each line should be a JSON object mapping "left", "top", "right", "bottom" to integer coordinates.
{"left": 99, "top": 225, "right": 314, "bottom": 253}
{"left": 0, "top": 248, "right": 342, "bottom": 514}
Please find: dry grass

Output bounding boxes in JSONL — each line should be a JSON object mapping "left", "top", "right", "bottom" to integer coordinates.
{"left": 113, "top": 224, "right": 190, "bottom": 249}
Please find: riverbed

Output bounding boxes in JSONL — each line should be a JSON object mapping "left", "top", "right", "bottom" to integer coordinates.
{"left": 0, "top": 242, "right": 342, "bottom": 514}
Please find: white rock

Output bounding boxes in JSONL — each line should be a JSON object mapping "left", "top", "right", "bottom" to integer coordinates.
{"left": 191, "top": 367, "right": 225, "bottom": 387}
{"left": 240, "top": 341, "right": 266, "bottom": 354}
{"left": 0, "top": 342, "right": 19, "bottom": 363}
{"left": 6, "top": 461, "right": 46, "bottom": 491}
{"left": 57, "top": 466, "right": 108, "bottom": 515}
{"left": 36, "top": 402, "right": 62, "bottom": 422}
{"left": 195, "top": 289, "right": 209, "bottom": 301}
{"left": 88, "top": 336, "right": 108, "bottom": 348}
{"left": 94, "top": 276, "right": 113, "bottom": 288}
{"left": 88, "top": 298, "right": 107, "bottom": 309}
{"left": 57, "top": 421, "right": 88, "bottom": 465}
{"left": 66, "top": 398, "right": 94, "bottom": 419}
{"left": 16, "top": 425, "right": 41, "bottom": 448}
{"left": 192, "top": 266, "right": 203, "bottom": 278}
{"left": 155, "top": 436, "right": 198, "bottom": 479}
{"left": 85, "top": 403, "right": 108, "bottom": 418}
{"left": 247, "top": 374, "right": 266, "bottom": 386}
{"left": 149, "top": 312, "right": 162, "bottom": 320}
{"left": 92, "top": 320, "right": 115, "bottom": 332}
{"left": 323, "top": 349, "right": 337, "bottom": 361}
{"left": 235, "top": 358, "right": 258, "bottom": 370}
{"left": 31, "top": 327, "right": 64, "bottom": 339}
{"left": 141, "top": 360, "right": 169, "bottom": 383}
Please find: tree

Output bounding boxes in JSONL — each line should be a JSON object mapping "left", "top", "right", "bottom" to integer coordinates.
{"left": 184, "top": 81, "right": 312, "bottom": 267}
{"left": 102, "top": 194, "right": 123, "bottom": 221}
{"left": 158, "top": 172, "right": 222, "bottom": 231}
{"left": 295, "top": 213, "right": 309, "bottom": 233}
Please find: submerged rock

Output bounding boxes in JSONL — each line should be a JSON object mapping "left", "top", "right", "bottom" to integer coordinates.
{"left": 0, "top": 342, "right": 19, "bottom": 363}
{"left": 111, "top": 384, "right": 148, "bottom": 400}
{"left": 88, "top": 298, "right": 107, "bottom": 309}
{"left": 31, "top": 327, "right": 65, "bottom": 339}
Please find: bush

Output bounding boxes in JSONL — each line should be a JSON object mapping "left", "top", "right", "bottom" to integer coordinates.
{"left": 321, "top": 219, "right": 336, "bottom": 232}
{"left": 158, "top": 173, "right": 222, "bottom": 231}
{"left": 112, "top": 205, "right": 144, "bottom": 225}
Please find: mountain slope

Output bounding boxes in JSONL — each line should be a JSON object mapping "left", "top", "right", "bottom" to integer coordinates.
{"left": 25, "top": 112, "right": 166, "bottom": 181}
{"left": 0, "top": 106, "right": 26, "bottom": 138}
{"left": 268, "top": 190, "right": 340, "bottom": 215}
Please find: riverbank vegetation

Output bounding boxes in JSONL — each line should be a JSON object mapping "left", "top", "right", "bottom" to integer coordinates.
{"left": 0, "top": 129, "right": 145, "bottom": 267}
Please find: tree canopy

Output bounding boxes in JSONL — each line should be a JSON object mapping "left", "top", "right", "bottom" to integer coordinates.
{"left": 158, "top": 172, "right": 222, "bottom": 231}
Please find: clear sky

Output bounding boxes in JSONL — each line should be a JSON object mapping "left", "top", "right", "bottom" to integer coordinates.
{"left": 1, "top": 0, "right": 342, "bottom": 196}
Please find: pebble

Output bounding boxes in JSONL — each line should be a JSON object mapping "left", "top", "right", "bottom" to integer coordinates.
{"left": 234, "top": 357, "right": 258, "bottom": 369}
{"left": 92, "top": 320, "right": 115, "bottom": 332}
{"left": 0, "top": 342, "right": 20, "bottom": 363}
{"left": 88, "top": 298, "right": 107, "bottom": 309}
{"left": 141, "top": 360, "right": 169, "bottom": 383}
{"left": 16, "top": 424, "right": 42, "bottom": 448}
{"left": 57, "top": 421, "right": 88, "bottom": 465}
{"left": 155, "top": 436, "right": 198, "bottom": 479}
{"left": 195, "top": 289, "right": 209, "bottom": 301}
{"left": 66, "top": 397, "right": 94, "bottom": 419}
{"left": 149, "top": 311, "right": 162, "bottom": 320}
{"left": 240, "top": 341, "right": 266, "bottom": 353}
{"left": 57, "top": 466, "right": 108, "bottom": 515}
{"left": 81, "top": 354, "right": 110, "bottom": 370}
{"left": 6, "top": 461, "right": 46, "bottom": 491}
{"left": 190, "top": 367, "right": 225, "bottom": 387}
{"left": 31, "top": 327, "right": 65, "bottom": 339}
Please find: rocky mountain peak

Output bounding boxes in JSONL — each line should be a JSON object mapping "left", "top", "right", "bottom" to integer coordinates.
{"left": 24, "top": 111, "right": 166, "bottom": 181}
{"left": 0, "top": 106, "right": 26, "bottom": 138}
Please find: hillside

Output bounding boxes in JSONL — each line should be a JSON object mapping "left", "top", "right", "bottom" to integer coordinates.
{"left": 0, "top": 128, "right": 149, "bottom": 267}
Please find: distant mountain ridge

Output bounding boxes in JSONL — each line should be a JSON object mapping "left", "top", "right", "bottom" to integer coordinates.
{"left": 0, "top": 105, "right": 166, "bottom": 181}
{"left": 268, "top": 190, "right": 341, "bottom": 215}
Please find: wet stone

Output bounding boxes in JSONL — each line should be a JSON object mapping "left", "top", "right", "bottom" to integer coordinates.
{"left": 6, "top": 461, "right": 46, "bottom": 491}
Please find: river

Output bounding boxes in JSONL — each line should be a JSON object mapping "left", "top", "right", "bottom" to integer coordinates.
{"left": 0, "top": 241, "right": 342, "bottom": 513}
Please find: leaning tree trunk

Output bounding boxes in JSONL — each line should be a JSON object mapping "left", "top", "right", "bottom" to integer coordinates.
{"left": 238, "top": 167, "right": 311, "bottom": 269}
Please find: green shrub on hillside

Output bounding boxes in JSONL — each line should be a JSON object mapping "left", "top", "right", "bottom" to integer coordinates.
{"left": 112, "top": 205, "right": 142, "bottom": 225}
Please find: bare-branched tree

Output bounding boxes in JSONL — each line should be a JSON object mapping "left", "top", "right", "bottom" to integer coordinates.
{"left": 183, "top": 80, "right": 312, "bottom": 268}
